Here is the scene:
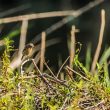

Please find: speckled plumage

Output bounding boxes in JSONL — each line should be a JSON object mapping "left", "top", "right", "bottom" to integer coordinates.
{"left": 21, "top": 43, "right": 34, "bottom": 60}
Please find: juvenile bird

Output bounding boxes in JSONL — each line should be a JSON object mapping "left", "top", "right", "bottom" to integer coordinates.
{"left": 21, "top": 43, "right": 34, "bottom": 60}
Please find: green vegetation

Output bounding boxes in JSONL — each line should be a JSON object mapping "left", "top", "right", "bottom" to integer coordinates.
{"left": 0, "top": 38, "right": 110, "bottom": 110}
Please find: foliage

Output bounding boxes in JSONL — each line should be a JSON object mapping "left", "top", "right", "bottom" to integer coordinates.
{"left": 0, "top": 38, "right": 36, "bottom": 110}
{"left": 0, "top": 38, "right": 110, "bottom": 110}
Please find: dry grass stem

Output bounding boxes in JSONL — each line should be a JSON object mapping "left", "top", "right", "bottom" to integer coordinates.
{"left": 18, "top": 83, "right": 21, "bottom": 96}
{"left": 66, "top": 66, "right": 90, "bottom": 81}
{"left": 0, "top": 0, "right": 104, "bottom": 25}
{"left": 20, "top": 58, "right": 31, "bottom": 76}
{"left": 10, "top": 20, "right": 28, "bottom": 70}
{"left": 70, "top": 25, "right": 79, "bottom": 68}
{"left": 65, "top": 67, "right": 74, "bottom": 81}
{"left": 32, "top": 59, "right": 53, "bottom": 89}
{"left": 0, "top": 10, "right": 76, "bottom": 24}
{"left": 40, "top": 32, "right": 46, "bottom": 72}
{"left": 44, "top": 61, "right": 56, "bottom": 78}
{"left": 57, "top": 56, "right": 70, "bottom": 78}
{"left": 85, "top": 100, "right": 105, "bottom": 110}
{"left": 18, "top": 20, "right": 28, "bottom": 57}
{"left": 59, "top": 97, "right": 68, "bottom": 110}
{"left": 91, "top": 9, "right": 105, "bottom": 72}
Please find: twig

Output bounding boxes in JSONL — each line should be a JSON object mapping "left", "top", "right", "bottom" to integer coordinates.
{"left": 43, "top": 74, "right": 68, "bottom": 87}
{"left": 70, "top": 25, "right": 79, "bottom": 68}
{"left": 20, "top": 58, "right": 30, "bottom": 76}
{"left": 91, "top": 9, "right": 105, "bottom": 72}
{"left": 18, "top": 73, "right": 68, "bottom": 87}
{"left": 44, "top": 61, "right": 56, "bottom": 78}
{"left": 65, "top": 67, "right": 74, "bottom": 81}
{"left": 0, "top": 10, "right": 77, "bottom": 24}
{"left": 0, "top": 91, "right": 23, "bottom": 99}
{"left": 19, "top": 75, "right": 38, "bottom": 79}
{"left": 31, "top": 59, "right": 53, "bottom": 89}
{"left": 85, "top": 100, "right": 105, "bottom": 110}
{"left": 40, "top": 32, "right": 46, "bottom": 72}
{"left": 66, "top": 66, "right": 90, "bottom": 82}
{"left": 59, "top": 97, "right": 68, "bottom": 110}
{"left": 57, "top": 56, "right": 70, "bottom": 78}
{"left": 18, "top": 83, "right": 21, "bottom": 96}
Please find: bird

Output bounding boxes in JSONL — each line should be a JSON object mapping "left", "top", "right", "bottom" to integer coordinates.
{"left": 21, "top": 43, "right": 34, "bottom": 60}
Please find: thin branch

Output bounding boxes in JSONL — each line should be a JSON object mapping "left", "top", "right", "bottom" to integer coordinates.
{"left": 57, "top": 56, "right": 70, "bottom": 78}
{"left": 59, "top": 97, "right": 68, "bottom": 110}
{"left": 20, "top": 58, "right": 30, "bottom": 76}
{"left": 40, "top": 32, "right": 46, "bottom": 72}
{"left": 66, "top": 66, "right": 90, "bottom": 82}
{"left": 0, "top": 10, "right": 76, "bottom": 24}
{"left": 44, "top": 61, "right": 56, "bottom": 78}
{"left": 31, "top": 59, "right": 53, "bottom": 89}
{"left": 20, "top": 58, "right": 54, "bottom": 90}
{"left": 18, "top": 83, "right": 21, "bottom": 96}
{"left": 19, "top": 73, "right": 68, "bottom": 87}
{"left": 19, "top": 75, "right": 38, "bottom": 79}
{"left": 85, "top": 100, "right": 105, "bottom": 110}
{"left": 65, "top": 67, "right": 74, "bottom": 81}
{"left": 0, "top": 91, "right": 24, "bottom": 99}
{"left": 43, "top": 74, "right": 68, "bottom": 87}
{"left": 91, "top": 9, "right": 105, "bottom": 72}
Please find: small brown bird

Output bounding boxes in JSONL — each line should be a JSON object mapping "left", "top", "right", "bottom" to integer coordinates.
{"left": 21, "top": 43, "right": 34, "bottom": 60}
